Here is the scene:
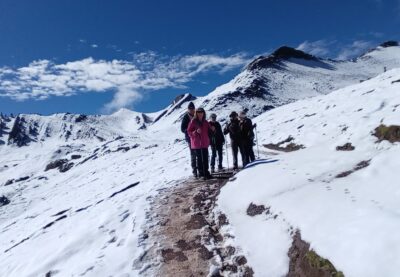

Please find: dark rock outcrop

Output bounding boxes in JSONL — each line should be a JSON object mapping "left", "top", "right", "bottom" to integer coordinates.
{"left": 247, "top": 46, "right": 317, "bottom": 71}
{"left": 373, "top": 124, "right": 400, "bottom": 143}
{"left": 288, "top": 231, "right": 344, "bottom": 277}
{"left": 263, "top": 136, "right": 305, "bottom": 152}
{"left": 336, "top": 160, "right": 370, "bottom": 178}
{"left": 380, "top": 41, "right": 399, "bottom": 48}
{"left": 8, "top": 116, "right": 36, "bottom": 147}
{"left": 246, "top": 203, "right": 267, "bottom": 216}
{"left": 0, "top": 195, "right": 10, "bottom": 206}
{"left": 336, "top": 143, "right": 355, "bottom": 151}
{"left": 45, "top": 159, "right": 73, "bottom": 172}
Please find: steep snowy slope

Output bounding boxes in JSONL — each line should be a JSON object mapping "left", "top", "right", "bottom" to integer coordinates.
{"left": 217, "top": 68, "right": 400, "bottom": 276}
{"left": 0, "top": 113, "right": 195, "bottom": 276}
{"left": 194, "top": 42, "right": 400, "bottom": 119}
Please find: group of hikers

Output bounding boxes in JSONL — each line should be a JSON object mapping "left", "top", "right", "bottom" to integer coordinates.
{"left": 181, "top": 101, "right": 256, "bottom": 180}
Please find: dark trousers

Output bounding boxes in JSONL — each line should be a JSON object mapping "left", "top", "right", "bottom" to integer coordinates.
{"left": 188, "top": 142, "right": 197, "bottom": 174}
{"left": 194, "top": 148, "right": 209, "bottom": 177}
{"left": 244, "top": 140, "right": 256, "bottom": 163}
{"left": 231, "top": 141, "right": 247, "bottom": 169}
{"left": 210, "top": 144, "right": 223, "bottom": 169}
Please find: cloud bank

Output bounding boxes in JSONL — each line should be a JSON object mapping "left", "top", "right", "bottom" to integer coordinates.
{"left": 0, "top": 52, "right": 250, "bottom": 113}
{"left": 296, "top": 39, "right": 377, "bottom": 60}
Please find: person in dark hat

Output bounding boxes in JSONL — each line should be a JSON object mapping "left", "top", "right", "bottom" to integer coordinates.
{"left": 181, "top": 102, "right": 197, "bottom": 177}
{"left": 223, "top": 111, "right": 245, "bottom": 170}
{"left": 239, "top": 110, "right": 255, "bottom": 165}
{"left": 208, "top": 113, "right": 225, "bottom": 173}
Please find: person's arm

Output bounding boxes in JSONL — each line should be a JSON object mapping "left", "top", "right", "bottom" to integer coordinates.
{"left": 181, "top": 114, "right": 188, "bottom": 133}
{"left": 217, "top": 123, "right": 225, "bottom": 143}
{"left": 223, "top": 123, "right": 230, "bottom": 135}
{"left": 187, "top": 120, "right": 196, "bottom": 138}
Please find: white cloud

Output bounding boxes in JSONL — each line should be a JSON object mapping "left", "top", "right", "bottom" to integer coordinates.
{"left": 0, "top": 52, "right": 250, "bottom": 113}
{"left": 91, "top": 44, "right": 98, "bottom": 48}
{"left": 336, "top": 40, "right": 374, "bottom": 60}
{"left": 297, "top": 39, "right": 376, "bottom": 60}
{"left": 296, "top": 40, "right": 334, "bottom": 57}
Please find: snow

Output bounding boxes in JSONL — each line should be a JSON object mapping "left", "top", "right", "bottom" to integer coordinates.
{"left": 217, "top": 68, "right": 400, "bottom": 277}
{"left": 1, "top": 45, "right": 400, "bottom": 276}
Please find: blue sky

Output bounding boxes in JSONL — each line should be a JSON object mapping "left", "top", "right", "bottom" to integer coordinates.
{"left": 0, "top": 0, "right": 399, "bottom": 115}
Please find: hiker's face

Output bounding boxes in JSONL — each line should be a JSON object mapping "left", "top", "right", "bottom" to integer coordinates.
{"left": 197, "top": 111, "right": 204, "bottom": 119}
{"left": 188, "top": 108, "right": 195, "bottom": 115}
{"left": 211, "top": 117, "right": 216, "bottom": 122}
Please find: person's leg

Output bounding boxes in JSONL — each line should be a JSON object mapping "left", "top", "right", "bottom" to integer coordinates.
{"left": 248, "top": 140, "right": 256, "bottom": 162}
{"left": 196, "top": 149, "right": 204, "bottom": 177}
{"left": 210, "top": 145, "right": 216, "bottom": 172}
{"left": 231, "top": 142, "right": 239, "bottom": 169}
{"left": 217, "top": 144, "right": 223, "bottom": 170}
{"left": 240, "top": 141, "right": 248, "bottom": 167}
{"left": 189, "top": 142, "right": 197, "bottom": 176}
{"left": 202, "top": 148, "right": 210, "bottom": 177}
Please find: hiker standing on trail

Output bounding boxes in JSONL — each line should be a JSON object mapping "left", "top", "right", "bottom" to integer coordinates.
{"left": 187, "top": 107, "right": 213, "bottom": 180}
{"left": 208, "top": 113, "right": 225, "bottom": 173}
{"left": 223, "top": 111, "right": 245, "bottom": 170}
{"left": 181, "top": 102, "right": 197, "bottom": 177}
{"left": 239, "top": 111, "right": 256, "bottom": 165}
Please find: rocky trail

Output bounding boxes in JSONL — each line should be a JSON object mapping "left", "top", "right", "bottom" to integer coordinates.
{"left": 137, "top": 174, "right": 254, "bottom": 277}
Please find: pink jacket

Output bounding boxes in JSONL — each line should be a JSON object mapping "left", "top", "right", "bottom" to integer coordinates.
{"left": 187, "top": 119, "right": 210, "bottom": 149}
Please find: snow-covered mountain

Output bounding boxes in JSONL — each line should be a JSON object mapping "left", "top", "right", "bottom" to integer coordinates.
{"left": 196, "top": 41, "right": 400, "bottom": 119}
{"left": 1, "top": 42, "right": 400, "bottom": 276}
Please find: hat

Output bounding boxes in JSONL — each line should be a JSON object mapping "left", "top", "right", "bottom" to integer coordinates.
{"left": 210, "top": 113, "right": 217, "bottom": 119}
{"left": 229, "top": 111, "right": 238, "bottom": 118}
{"left": 188, "top": 102, "right": 195, "bottom": 109}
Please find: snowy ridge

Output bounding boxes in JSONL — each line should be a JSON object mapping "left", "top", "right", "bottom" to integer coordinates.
{"left": 217, "top": 68, "right": 400, "bottom": 277}
{"left": 196, "top": 43, "right": 400, "bottom": 119}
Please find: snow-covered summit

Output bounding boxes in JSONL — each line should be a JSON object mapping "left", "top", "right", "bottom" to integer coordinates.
{"left": 194, "top": 41, "right": 400, "bottom": 120}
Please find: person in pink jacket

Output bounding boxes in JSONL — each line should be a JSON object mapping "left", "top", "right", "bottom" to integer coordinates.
{"left": 187, "top": 107, "right": 213, "bottom": 180}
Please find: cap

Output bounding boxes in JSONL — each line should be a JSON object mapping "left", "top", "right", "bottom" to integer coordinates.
{"left": 188, "top": 102, "right": 195, "bottom": 109}
{"left": 210, "top": 113, "right": 217, "bottom": 119}
{"left": 229, "top": 111, "right": 238, "bottom": 118}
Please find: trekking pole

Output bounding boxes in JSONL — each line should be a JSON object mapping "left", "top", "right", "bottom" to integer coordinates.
{"left": 255, "top": 125, "right": 260, "bottom": 159}
{"left": 224, "top": 134, "right": 229, "bottom": 171}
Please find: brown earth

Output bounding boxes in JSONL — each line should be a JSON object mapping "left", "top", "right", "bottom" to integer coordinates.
{"left": 137, "top": 176, "right": 253, "bottom": 276}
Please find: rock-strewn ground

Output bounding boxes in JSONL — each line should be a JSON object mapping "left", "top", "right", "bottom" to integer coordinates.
{"left": 138, "top": 176, "right": 254, "bottom": 276}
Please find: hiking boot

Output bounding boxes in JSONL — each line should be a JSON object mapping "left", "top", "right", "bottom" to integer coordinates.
{"left": 218, "top": 166, "right": 223, "bottom": 172}
{"left": 211, "top": 168, "right": 215, "bottom": 173}
{"left": 193, "top": 171, "right": 198, "bottom": 178}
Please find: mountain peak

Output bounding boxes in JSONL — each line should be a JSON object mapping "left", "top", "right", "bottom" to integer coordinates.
{"left": 272, "top": 46, "right": 316, "bottom": 60}
{"left": 246, "top": 46, "right": 317, "bottom": 70}
{"left": 380, "top": 41, "right": 399, "bottom": 48}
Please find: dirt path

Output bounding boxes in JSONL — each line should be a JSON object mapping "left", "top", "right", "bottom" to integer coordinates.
{"left": 138, "top": 176, "right": 254, "bottom": 276}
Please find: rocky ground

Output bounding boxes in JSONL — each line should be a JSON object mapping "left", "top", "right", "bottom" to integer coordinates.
{"left": 137, "top": 174, "right": 254, "bottom": 277}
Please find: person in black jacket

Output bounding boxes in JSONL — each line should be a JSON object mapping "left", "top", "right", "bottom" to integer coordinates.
{"left": 208, "top": 113, "right": 225, "bottom": 173}
{"left": 181, "top": 102, "right": 197, "bottom": 177}
{"left": 239, "top": 110, "right": 255, "bottom": 164}
{"left": 223, "top": 111, "right": 245, "bottom": 170}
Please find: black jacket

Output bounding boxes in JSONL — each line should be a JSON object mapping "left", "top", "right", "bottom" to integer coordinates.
{"left": 223, "top": 118, "right": 242, "bottom": 143}
{"left": 240, "top": 117, "right": 255, "bottom": 141}
{"left": 181, "top": 112, "right": 193, "bottom": 143}
{"left": 208, "top": 121, "right": 225, "bottom": 146}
